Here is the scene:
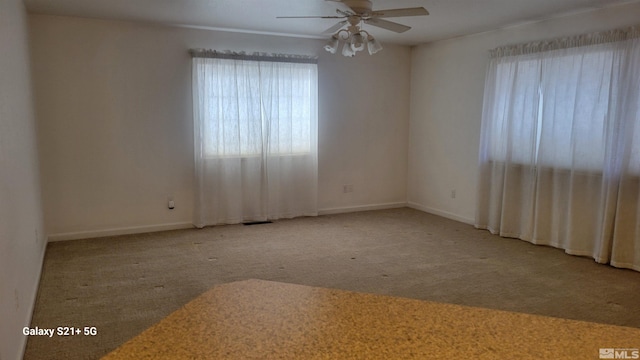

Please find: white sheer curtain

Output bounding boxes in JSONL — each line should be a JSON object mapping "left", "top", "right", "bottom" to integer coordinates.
{"left": 476, "top": 27, "right": 640, "bottom": 271}
{"left": 192, "top": 54, "right": 318, "bottom": 227}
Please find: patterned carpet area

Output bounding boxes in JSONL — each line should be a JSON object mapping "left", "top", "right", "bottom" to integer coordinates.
{"left": 24, "top": 208, "right": 640, "bottom": 359}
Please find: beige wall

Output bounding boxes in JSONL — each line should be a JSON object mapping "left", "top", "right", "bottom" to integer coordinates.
{"left": 0, "top": 1, "right": 46, "bottom": 359}
{"left": 7, "top": 5, "right": 640, "bottom": 358}
{"left": 30, "top": 15, "right": 411, "bottom": 239}
{"left": 407, "top": 2, "right": 640, "bottom": 224}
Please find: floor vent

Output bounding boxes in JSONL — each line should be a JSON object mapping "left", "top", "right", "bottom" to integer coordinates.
{"left": 242, "top": 221, "right": 273, "bottom": 226}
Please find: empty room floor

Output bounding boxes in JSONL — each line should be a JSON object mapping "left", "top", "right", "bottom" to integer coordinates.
{"left": 24, "top": 208, "right": 640, "bottom": 359}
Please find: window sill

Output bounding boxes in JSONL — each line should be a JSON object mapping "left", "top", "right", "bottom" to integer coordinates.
{"left": 202, "top": 153, "right": 312, "bottom": 160}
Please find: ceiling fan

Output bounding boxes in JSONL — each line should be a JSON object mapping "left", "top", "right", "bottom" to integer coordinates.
{"left": 277, "top": 1, "right": 429, "bottom": 57}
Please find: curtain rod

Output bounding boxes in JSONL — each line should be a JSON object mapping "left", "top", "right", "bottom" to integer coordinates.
{"left": 189, "top": 49, "right": 318, "bottom": 64}
{"left": 490, "top": 25, "right": 640, "bottom": 58}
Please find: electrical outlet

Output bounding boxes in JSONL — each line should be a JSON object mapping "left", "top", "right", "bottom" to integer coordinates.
{"left": 451, "top": 189, "right": 456, "bottom": 199}
{"left": 168, "top": 199, "right": 175, "bottom": 210}
{"left": 343, "top": 184, "right": 354, "bottom": 193}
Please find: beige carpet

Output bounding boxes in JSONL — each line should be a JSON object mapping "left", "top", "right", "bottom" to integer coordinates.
{"left": 24, "top": 208, "right": 640, "bottom": 359}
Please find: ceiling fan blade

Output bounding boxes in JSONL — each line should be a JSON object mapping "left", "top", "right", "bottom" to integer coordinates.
{"left": 364, "top": 18, "right": 411, "bottom": 33}
{"left": 325, "top": 0, "right": 356, "bottom": 14}
{"left": 336, "top": 9, "right": 353, "bottom": 17}
{"left": 276, "top": 16, "right": 346, "bottom": 19}
{"left": 322, "top": 20, "right": 348, "bottom": 34}
{"left": 371, "top": 7, "right": 429, "bottom": 18}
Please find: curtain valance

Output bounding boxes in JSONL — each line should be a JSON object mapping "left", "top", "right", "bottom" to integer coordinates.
{"left": 490, "top": 25, "right": 640, "bottom": 58}
{"left": 189, "top": 49, "right": 318, "bottom": 64}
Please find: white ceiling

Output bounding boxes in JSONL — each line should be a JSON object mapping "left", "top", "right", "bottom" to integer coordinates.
{"left": 24, "top": 0, "right": 640, "bottom": 45}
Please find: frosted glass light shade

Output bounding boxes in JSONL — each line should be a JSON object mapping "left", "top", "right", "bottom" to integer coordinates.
{"left": 367, "top": 36, "right": 383, "bottom": 55}
{"left": 342, "top": 42, "right": 355, "bottom": 57}
{"left": 350, "top": 33, "right": 366, "bottom": 52}
{"left": 324, "top": 36, "right": 339, "bottom": 54}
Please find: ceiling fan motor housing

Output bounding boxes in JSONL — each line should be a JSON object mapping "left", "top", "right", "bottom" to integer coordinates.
{"left": 344, "top": 0, "right": 373, "bottom": 15}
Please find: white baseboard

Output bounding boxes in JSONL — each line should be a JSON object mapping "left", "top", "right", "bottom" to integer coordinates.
{"left": 21, "top": 240, "right": 47, "bottom": 359}
{"left": 46, "top": 205, "right": 471, "bottom": 241}
{"left": 407, "top": 202, "right": 475, "bottom": 225}
{"left": 47, "top": 222, "right": 195, "bottom": 242}
{"left": 318, "top": 202, "right": 407, "bottom": 215}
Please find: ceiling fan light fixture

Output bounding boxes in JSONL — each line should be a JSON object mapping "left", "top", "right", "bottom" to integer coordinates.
{"left": 277, "top": 3, "right": 428, "bottom": 58}
{"left": 324, "top": 35, "right": 340, "bottom": 54}
{"left": 366, "top": 35, "right": 383, "bottom": 55}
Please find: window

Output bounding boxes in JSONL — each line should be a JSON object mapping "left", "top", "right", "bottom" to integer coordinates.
{"left": 192, "top": 57, "right": 317, "bottom": 158}
{"left": 477, "top": 29, "right": 640, "bottom": 272}
{"left": 486, "top": 46, "right": 623, "bottom": 171}
{"left": 191, "top": 53, "right": 319, "bottom": 227}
